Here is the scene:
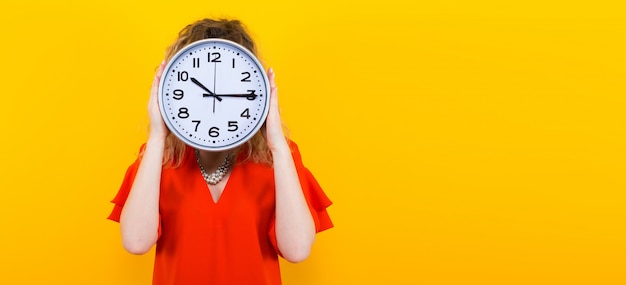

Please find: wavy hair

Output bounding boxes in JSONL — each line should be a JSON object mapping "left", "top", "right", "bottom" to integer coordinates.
{"left": 157, "top": 19, "right": 274, "bottom": 168}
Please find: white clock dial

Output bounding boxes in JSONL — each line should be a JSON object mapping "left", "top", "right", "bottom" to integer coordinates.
{"left": 158, "top": 39, "right": 270, "bottom": 151}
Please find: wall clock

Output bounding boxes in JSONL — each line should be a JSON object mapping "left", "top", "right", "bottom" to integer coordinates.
{"left": 158, "top": 39, "right": 270, "bottom": 151}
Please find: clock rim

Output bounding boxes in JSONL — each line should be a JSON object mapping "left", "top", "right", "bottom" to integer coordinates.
{"left": 157, "top": 38, "right": 271, "bottom": 152}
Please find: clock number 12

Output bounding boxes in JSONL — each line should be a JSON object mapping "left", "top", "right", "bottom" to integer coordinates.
{"left": 208, "top": 52, "right": 221, "bottom": 62}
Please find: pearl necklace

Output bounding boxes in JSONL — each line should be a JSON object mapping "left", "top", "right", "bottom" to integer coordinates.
{"left": 194, "top": 149, "right": 232, "bottom": 185}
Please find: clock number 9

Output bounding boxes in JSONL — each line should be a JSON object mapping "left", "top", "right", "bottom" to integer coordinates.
{"left": 209, "top": 127, "right": 220, "bottom": 137}
{"left": 173, "top": 89, "right": 184, "bottom": 100}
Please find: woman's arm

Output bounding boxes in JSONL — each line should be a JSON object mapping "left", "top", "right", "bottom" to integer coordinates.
{"left": 266, "top": 69, "right": 316, "bottom": 263}
{"left": 119, "top": 61, "right": 168, "bottom": 255}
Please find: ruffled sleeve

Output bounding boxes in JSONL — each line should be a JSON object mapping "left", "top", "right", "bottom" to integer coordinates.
{"left": 290, "top": 142, "right": 334, "bottom": 232}
{"left": 108, "top": 144, "right": 162, "bottom": 238}
{"left": 107, "top": 145, "right": 144, "bottom": 222}
{"left": 268, "top": 142, "right": 334, "bottom": 254}
{"left": 107, "top": 163, "right": 139, "bottom": 222}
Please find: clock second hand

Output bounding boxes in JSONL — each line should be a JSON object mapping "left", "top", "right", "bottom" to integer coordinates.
{"left": 212, "top": 62, "right": 217, "bottom": 113}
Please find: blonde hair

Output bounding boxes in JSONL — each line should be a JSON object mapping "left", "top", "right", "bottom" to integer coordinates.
{"left": 158, "top": 19, "right": 274, "bottom": 168}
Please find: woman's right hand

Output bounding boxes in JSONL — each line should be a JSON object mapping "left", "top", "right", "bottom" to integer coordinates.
{"left": 148, "top": 61, "right": 169, "bottom": 140}
{"left": 120, "top": 61, "right": 168, "bottom": 254}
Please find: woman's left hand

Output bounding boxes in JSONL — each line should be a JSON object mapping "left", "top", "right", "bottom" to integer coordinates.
{"left": 265, "top": 68, "right": 289, "bottom": 152}
{"left": 266, "top": 68, "right": 316, "bottom": 262}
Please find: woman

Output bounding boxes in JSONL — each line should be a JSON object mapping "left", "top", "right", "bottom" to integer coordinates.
{"left": 108, "top": 18, "right": 333, "bottom": 285}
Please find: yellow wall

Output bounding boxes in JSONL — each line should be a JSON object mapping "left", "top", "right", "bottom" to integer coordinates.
{"left": 1, "top": 0, "right": 624, "bottom": 284}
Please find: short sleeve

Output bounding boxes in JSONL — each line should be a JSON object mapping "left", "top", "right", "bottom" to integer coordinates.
{"left": 107, "top": 144, "right": 163, "bottom": 238}
{"left": 108, "top": 144, "right": 146, "bottom": 222}
{"left": 108, "top": 144, "right": 162, "bottom": 237}
{"left": 290, "top": 141, "right": 333, "bottom": 232}
{"left": 268, "top": 142, "right": 334, "bottom": 253}
{"left": 107, "top": 157, "right": 141, "bottom": 223}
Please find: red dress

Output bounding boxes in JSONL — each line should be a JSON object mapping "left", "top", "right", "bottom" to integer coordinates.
{"left": 108, "top": 143, "right": 333, "bottom": 285}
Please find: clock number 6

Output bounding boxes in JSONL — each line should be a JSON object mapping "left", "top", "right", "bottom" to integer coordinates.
{"left": 209, "top": 127, "right": 220, "bottom": 138}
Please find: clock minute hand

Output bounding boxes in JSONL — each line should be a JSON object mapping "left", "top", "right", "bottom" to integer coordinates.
{"left": 190, "top": 77, "right": 222, "bottom": 101}
{"left": 214, "top": 91, "right": 258, "bottom": 100}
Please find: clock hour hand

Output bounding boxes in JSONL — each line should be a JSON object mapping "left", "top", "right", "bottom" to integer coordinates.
{"left": 190, "top": 77, "right": 222, "bottom": 101}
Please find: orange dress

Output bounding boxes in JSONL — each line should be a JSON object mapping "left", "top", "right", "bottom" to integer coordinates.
{"left": 108, "top": 143, "right": 333, "bottom": 285}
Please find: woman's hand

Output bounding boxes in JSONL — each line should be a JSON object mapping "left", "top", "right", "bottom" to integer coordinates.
{"left": 266, "top": 68, "right": 316, "bottom": 262}
{"left": 265, "top": 68, "right": 289, "bottom": 153}
{"left": 148, "top": 61, "right": 169, "bottom": 141}
{"left": 119, "top": 60, "right": 168, "bottom": 255}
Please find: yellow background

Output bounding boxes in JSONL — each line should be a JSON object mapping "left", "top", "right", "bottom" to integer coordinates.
{"left": 1, "top": 0, "right": 624, "bottom": 284}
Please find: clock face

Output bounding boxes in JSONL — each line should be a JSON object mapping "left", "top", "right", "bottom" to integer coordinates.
{"left": 158, "top": 39, "right": 270, "bottom": 151}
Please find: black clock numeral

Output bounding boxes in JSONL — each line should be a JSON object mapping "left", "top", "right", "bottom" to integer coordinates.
{"left": 178, "top": 107, "right": 189, "bottom": 119}
{"left": 232, "top": 58, "right": 235, "bottom": 68}
{"left": 177, "top": 71, "right": 188, "bottom": 81}
{"left": 192, "top": 120, "right": 201, "bottom": 132}
{"left": 173, "top": 89, "right": 184, "bottom": 100}
{"left": 246, "top": 90, "right": 257, "bottom": 100}
{"left": 208, "top": 52, "right": 221, "bottom": 62}
{"left": 228, "top": 121, "right": 238, "bottom": 132}
{"left": 241, "top": 72, "right": 251, "bottom": 82}
{"left": 209, "top": 127, "right": 220, "bottom": 137}
{"left": 240, "top": 108, "right": 250, "bottom": 119}
{"left": 192, "top": 58, "right": 200, "bottom": 68}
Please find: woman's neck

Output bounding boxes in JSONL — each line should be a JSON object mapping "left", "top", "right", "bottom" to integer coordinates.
{"left": 196, "top": 150, "right": 231, "bottom": 171}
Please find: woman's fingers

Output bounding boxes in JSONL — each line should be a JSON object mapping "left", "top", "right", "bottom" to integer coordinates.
{"left": 266, "top": 68, "right": 288, "bottom": 151}
{"left": 148, "top": 61, "right": 169, "bottom": 139}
